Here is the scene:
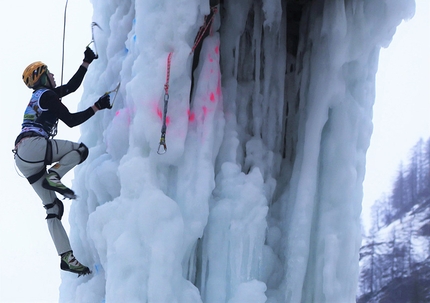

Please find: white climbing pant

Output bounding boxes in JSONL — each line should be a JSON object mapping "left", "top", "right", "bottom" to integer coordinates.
{"left": 14, "top": 136, "right": 83, "bottom": 255}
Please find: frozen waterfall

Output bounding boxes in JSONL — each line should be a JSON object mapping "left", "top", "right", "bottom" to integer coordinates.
{"left": 59, "top": 0, "right": 415, "bottom": 302}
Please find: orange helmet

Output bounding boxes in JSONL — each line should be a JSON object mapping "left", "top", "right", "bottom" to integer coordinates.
{"left": 22, "top": 61, "right": 48, "bottom": 88}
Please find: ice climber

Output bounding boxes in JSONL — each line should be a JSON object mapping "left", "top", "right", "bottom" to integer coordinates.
{"left": 13, "top": 47, "right": 111, "bottom": 276}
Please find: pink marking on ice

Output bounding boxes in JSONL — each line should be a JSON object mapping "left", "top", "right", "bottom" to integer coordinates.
{"left": 215, "top": 45, "right": 219, "bottom": 54}
{"left": 157, "top": 107, "right": 162, "bottom": 119}
{"left": 210, "top": 92, "right": 215, "bottom": 102}
{"left": 113, "top": 108, "right": 133, "bottom": 127}
{"left": 202, "top": 106, "right": 208, "bottom": 116}
{"left": 188, "top": 110, "right": 195, "bottom": 122}
{"left": 208, "top": 53, "right": 213, "bottom": 63}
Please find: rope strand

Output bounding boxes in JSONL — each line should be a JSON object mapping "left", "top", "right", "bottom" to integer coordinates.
{"left": 61, "top": 0, "right": 69, "bottom": 88}
{"left": 190, "top": 6, "right": 217, "bottom": 54}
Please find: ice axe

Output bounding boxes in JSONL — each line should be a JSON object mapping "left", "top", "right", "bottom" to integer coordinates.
{"left": 101, "top": 82, "right": 121, "bottom": 108}
{"left": 87, "top": 22, "right": 102, "bottom": 58}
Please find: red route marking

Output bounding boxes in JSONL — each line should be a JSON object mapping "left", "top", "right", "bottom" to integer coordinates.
{"left": 188, "top": 109, "right": 195, "bottom": 122}
{"left": 156, "top": 104, "right": 170, "bottom": 126}
{"left": 115, "top": 108, "right": 133, "bottom": 126}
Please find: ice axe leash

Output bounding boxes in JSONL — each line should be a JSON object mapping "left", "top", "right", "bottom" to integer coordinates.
{"left": 157, "top": 52, "right": 173, "bottom": 155}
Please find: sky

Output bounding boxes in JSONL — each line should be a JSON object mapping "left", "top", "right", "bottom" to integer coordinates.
{"left": 0, "top": 0, "right": 428, "bottom": 302}
{"left": 0, "top": 1, "right": 92, "bottom": 302}
{"left": 362, "top": 0, "right": 430, "bottom": 229}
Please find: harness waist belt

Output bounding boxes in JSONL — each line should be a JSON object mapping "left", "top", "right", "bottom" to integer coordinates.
{"left": 14, "top": 131, "right": 43, "bottom": 146}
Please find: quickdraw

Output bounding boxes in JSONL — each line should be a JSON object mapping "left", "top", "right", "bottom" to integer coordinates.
{"left": 157, "top": 6, "right": 218, "bottom": 154}
{"left": 157, "top": 52, "right": 173, "bottom": 155}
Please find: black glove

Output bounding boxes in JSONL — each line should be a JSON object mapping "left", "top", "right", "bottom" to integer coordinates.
{"left": 84, "top": 47, "right": 97, "bottom": 63}
{"left": 94, "top": 94, "right": 111, "bottom": 110}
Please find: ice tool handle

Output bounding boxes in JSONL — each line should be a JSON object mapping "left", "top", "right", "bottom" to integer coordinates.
{"left": 87, "top": 22, "right": 102, "bottom": 59}
{"left": 102, "top": 82, "right": 121, "bottom": 108}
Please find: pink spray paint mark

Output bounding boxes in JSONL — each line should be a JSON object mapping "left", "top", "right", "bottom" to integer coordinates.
{"left": 188, "top": 109, "right": 195, "bottom": 122}
{"left": 210, "top": 92, "right": 215, "bottom": 102}
{"left": 157, "top": 107, "right": 163, "bottom": 119}
{"left": 114, "top": 108, "right": 133, "bottom": 127}
{"left": 215, "top": 45, "right": 219, "bottom": 54}
{"left": 154, "top": 104, "right": 170, "bottom": 126}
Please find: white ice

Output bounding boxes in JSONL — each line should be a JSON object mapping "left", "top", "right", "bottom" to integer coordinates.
{"left": 59, "top": 0, "right": 415, "bottom": 302}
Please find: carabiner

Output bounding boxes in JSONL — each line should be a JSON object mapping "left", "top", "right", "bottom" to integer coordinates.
{"left": 157, "top": 134, "right": 167, "bottom": 155}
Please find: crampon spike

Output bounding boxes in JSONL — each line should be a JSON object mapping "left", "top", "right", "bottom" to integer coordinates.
{"left": 77, "top": 269, "right": 92, "bottom": 277}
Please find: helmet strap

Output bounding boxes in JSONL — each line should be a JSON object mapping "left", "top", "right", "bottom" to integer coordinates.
{"left": 47, "top": 74, "right": 54, "bottom": 89}
{"left": 38, "top": 72, "right": 53, "bottom": 89}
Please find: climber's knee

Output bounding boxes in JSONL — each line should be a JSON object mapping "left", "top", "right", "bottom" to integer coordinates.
{"left": 44, "top": 198, "right": 64, "bottom": 220}
{"left": 77, "top": 142, "right": 89, "bottom": 164}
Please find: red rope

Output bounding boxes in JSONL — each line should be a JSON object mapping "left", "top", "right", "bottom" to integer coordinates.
{"left": 165, "top": 52, "right": 172, "bottom": 94}
{"left": 190, "top": 7, "right": 218, "bottom": 54}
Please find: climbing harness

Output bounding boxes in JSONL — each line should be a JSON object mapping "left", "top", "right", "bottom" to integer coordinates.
{"left": 157, "top": 52, "right": 172, "bottom": 155}
{"left": 87, "top": 22, "right": 102, "bottom": 59}
{"left": 12, "top": 134, "right": 53, "bottom": 184}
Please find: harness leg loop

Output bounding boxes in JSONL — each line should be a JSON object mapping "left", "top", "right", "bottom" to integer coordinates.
{"left": 44, "top": 198, "right": 64, "bottom": 220}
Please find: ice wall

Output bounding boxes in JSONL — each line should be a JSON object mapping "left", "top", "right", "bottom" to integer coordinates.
{"left": 278, "top": 1, "right": 414, "bottom": 302}
{"left": 59, "top": 0, "right": 415, "bottom": 302}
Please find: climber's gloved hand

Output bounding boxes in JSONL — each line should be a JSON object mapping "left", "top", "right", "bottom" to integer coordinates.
{"left": 84, "top": 47, "right": 97, "bottom": 63}
{"left": 94, "top": 94, "right": 112, "bottom": 110}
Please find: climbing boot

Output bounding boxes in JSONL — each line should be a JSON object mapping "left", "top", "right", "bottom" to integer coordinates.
{"left": 60, "top": 251, "right": 91, "bottom": 276}
{"left": 42, "top": 171, "right": 76, "bottom": 199}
